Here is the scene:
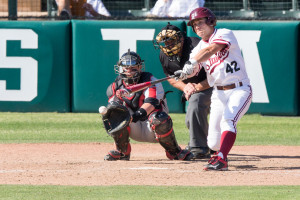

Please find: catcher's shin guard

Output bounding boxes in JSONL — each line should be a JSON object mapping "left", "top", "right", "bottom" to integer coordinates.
{"left": 104, "top": 126, "right": 131, "bottom": 161}
{"left": 149, "top": 111, "right": 193, "bottom": 161}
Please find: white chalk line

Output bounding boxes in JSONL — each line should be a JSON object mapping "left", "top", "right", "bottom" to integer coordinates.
{"left": 0, "top": 168, "right": 299, "bottom": 176}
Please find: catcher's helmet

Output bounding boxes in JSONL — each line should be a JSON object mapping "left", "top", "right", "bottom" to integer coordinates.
{"left": 153, "top": 22, "right": 184, "bottom": 62}
{"left": 115, "top": 49, "right": 145, "bottom": 85}
{"left": 187, "top": 7, "right": 217, "bottom": 29}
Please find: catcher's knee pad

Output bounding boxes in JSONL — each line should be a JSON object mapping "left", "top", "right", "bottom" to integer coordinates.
{"left": 149, "top": 111, "right": 181, "bottom": 158}
{"left": 110, "top": 126, "right": 131, "bottom": 155}
{"left": 149, "top": 111, "right": 173, "bottom": 135}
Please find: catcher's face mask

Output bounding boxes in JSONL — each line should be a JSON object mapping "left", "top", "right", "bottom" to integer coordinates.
{"left": 153, "top": 27, "right": 184, "bottom": 62}
{"left": 114, "top": 49, "right": 145, "bottom": 85}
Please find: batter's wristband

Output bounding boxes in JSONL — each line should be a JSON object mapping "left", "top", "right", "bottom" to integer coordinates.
{"left": 131, "top": 108, "right": 147, "bottom": 123}
{"left": 188, "top": 58, "right": 197, "bottom": 66}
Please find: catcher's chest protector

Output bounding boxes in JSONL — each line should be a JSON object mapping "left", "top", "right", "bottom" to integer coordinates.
{"left": 113, "top": 72, "right": 153, "bottom": 112}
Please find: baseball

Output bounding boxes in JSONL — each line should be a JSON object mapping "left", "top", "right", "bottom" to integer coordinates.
{"left": 99, "top": 106, "right": 107, "bottom": 115}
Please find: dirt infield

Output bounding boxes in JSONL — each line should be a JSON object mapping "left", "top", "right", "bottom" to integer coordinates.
{"left": 0, "top": 143, "right": 299, "bottom": 186}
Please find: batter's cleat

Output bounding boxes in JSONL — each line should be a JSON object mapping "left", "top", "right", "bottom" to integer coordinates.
{"left": 203, "top": 156, "right": 228, "bottom": 171}
{"left": 104, "top": 150, "right": 130, "bottom": 161}
{"left": 204, "top": 153, "right": 218, "bottom": 167}
{"left": 185, "top": 146, "right": 211, "bottom": 159}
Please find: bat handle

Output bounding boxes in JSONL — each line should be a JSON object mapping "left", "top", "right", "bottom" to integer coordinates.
{"left": 171, "top": 74, "right": 180, "bottom": 79}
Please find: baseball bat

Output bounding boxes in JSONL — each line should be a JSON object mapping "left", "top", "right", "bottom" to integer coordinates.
{"left": 120, "top": 74, "right": 177, "bottom": 96}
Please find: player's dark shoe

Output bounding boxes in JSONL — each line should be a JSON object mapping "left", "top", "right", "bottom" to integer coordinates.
{"left": 191, "top": 147, "right": 211, "bottom": 159}
{"left": 210, "top": 149, "right": 217, "bottom": 155}
{"left": 179, "top": 150, "right": 195, "bottom": 161}
{"left": 203, "top": 156, "right": 228, "bottom": 171}
{"left": 104, "top": 150, "right": 130, "bottom": 161}
{"left": 166, "top": 149, "right": 194, "bottom": 161}
{"left": 185, "top": 146, "right": 211, "bottom": 159}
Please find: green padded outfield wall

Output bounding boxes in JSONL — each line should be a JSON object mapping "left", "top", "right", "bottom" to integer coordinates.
{"left": 0, "top": 21, "right": 71, "bottom": 112}
{"left": 72, "top": 20, "right": 186, "bottom": 113}
{"left": 187, "top": 21, "right": 299, "bottom": 116}
{"left": 0, "top": 21, "right": 298, "bottom": 115}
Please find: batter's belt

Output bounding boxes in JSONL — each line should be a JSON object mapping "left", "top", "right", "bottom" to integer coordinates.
{"left": 216, "top": 82, "right": 243, "bottom": 90}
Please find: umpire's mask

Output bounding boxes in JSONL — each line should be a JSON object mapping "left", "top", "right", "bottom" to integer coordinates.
{"left": 153, "top": 23, "right": 184, "bottom": 62}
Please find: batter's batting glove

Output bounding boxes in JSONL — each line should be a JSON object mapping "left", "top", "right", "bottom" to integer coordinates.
{"left": 174, "top": 70, "right": 187, "bottom": 80}
{"left": 174, "top": 59, "right": 199, "bottom": 80}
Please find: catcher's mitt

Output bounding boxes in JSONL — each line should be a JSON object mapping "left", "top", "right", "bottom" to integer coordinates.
{"left": 102, "top": 101, "right": 131, "bottom": 135}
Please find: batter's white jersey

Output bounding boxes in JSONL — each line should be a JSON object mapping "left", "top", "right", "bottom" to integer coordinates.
{"left": 191, "top": 28, "right": 250, "bottom": 87}
{"left": 190, "top": 28, "right": 252, "bottom": 151}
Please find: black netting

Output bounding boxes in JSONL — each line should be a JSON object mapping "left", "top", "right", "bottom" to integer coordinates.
{"left": 0, "top": 0, "right": 299, "bottom": 21}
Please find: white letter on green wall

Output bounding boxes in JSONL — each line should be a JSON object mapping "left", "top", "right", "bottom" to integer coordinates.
{"left": 101, "top": 29, "right": 155, "bottom": 57}
{"left": 234, "top": 30, "right": 269, "bottom": 103}
{"left": 0, "top": 29, "right": 38, "bottom": 101}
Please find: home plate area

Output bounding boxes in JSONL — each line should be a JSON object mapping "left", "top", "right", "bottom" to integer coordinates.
{"left": 0, "top": 143, "right": 299, "bottom": 186}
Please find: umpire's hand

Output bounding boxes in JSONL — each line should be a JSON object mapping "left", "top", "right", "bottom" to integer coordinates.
{"left": 184, "top": 83, "right": 197, "bottom": 100}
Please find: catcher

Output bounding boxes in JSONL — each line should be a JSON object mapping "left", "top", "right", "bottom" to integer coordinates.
{"left": 100, "top": 49, "right": 193, "bottom": 161}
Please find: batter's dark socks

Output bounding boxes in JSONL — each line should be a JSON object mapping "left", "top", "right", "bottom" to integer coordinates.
{"left": 219, "top": 131, "right": 236, "bottom": 159}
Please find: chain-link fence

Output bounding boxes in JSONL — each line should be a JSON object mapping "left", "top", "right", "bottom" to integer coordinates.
{"left": 1, "top": 0, "right": 300, "bottom": 20}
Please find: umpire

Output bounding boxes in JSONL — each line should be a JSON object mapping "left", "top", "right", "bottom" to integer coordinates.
{"left": 153, "top": 23, "right": 213, "bottom": 159}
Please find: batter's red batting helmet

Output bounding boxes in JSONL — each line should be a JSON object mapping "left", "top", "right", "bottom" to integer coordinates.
{"left": 187, "top": 7, "right": 217, "bottom": 27}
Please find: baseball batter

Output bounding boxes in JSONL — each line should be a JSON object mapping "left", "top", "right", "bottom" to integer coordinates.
{"left": 175, "top": 7, "right": 252, "bottom": 170}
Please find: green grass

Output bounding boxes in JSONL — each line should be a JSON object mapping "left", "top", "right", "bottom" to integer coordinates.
{"left": 0, "top": 112, "right": 105, "bottom": 143}
{"left": 0, "top": 112, "right": 299, "bottom": 145}
{"left": 0, "top": 185, "right": 299, "bottom": 200}
{"left": 236, "top": 114, "right": 300, "bottom": 145}
{"left": 0, "top": 112, "right": 299, "bottom": 199}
